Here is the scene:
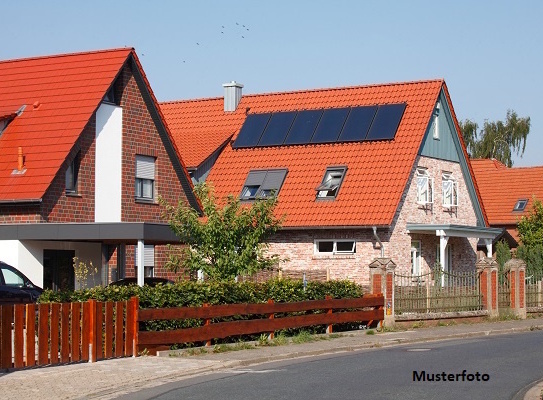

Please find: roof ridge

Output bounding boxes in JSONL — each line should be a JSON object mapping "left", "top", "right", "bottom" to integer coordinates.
{"left": 162, "top": 78, "right": 445, "bottom": 104}
{"left": 0, "top": 47, "right": 134, "bottom": 65}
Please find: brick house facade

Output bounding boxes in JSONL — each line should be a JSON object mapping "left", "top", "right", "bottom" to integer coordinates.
{"left": 0, "top": 49, "right": 200, "bottom": 289}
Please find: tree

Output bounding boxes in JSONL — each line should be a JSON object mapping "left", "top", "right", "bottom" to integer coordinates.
{"left": 516, "top": 198, "right": 543, "bottom": 276}
{"left": 161, "top": 182, "right": 284, "bottom": 281}
{"left": 460, "top": 110, "right": 530, "bottom": 167}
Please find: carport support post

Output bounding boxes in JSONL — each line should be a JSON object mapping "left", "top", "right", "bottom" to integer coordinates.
{"left": 504, "top": 259, "right": 527, "bottom": 319}
{"left": 369, "top": 258, "right": 396, "bottom": 327}
{"left": 476, "top": 258, "right": 499, "bottom": 318}
{"left": 137, "top": 240, "right": 145, "bottom": 287}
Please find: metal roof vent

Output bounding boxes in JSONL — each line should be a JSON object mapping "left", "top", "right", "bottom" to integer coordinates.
{"left": 222, "top": 81, "right": 243, "bottom": 112}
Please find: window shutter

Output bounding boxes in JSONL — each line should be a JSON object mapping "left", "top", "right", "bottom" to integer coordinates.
{"left": 135, "top": 244, "right": 155, "bottom": 266}
{"left": 260, "top": 170, "right": 287, "bottom": 191}
{"left": 136, "top": 155, "right": 155, "bottom": 180}
{"left": 244, "top": 170, "right": 267, "bottom": 187}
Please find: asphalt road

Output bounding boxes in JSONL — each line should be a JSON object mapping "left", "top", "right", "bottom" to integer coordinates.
{"left": 119, "top": 330, "right": 543, "bottom": 400}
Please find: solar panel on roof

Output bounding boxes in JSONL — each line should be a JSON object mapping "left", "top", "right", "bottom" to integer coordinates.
{"left": 311, "top": 108, "right": 350, "bottom": 144}
{"left": 257, "top": 111, "right": 297, "bottom": 147}
{"left": 338, "top": 106, "right": 378, "bottom": 142}
{"left": 365, "top": 103, "right": 406, "bottom": 141}
{"left": 232, "top": 113, "right": 271, "bottom": 148}
{"left": 284, "top": 109, "right": 322, "bottom": 145}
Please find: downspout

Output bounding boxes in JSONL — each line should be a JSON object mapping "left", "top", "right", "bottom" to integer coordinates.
{"left": 372, "top": 226, "right": 384, "bottom": 258}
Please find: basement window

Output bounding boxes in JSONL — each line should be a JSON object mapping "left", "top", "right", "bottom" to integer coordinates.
{"left": 315, "top": 240, "right": 356, "bottom": 255}
{"left": 513, "top": 199, "right": 528, "bottom": 212}
{"left": 316, "top": 167, "right": 346, "bottom": 199}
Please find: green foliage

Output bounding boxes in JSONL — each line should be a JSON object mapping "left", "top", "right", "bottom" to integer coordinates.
{"left": 160, "top": 182, "right": 284, "bottom": 281}
{"left": 495, "top": 240, "right": 512, "bottom": 270}
{"left": 460, "top": 110, "right": 530, "bottom": 167}
{"left": 518, "top": 199, "right": 543, "bottom": 248}
{"left": 516, "top": 245, "right": 543, "bottom": 277}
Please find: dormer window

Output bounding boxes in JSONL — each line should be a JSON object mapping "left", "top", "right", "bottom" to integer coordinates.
{"left": 416, "top": 167, "right": 433, "bottom": 205}
{"left": 442, "top": 172, "right": 458, "bottom": 207}
{"left": 65, "top": 152, "right": 81, "bottom": 194}
{"left": 513, "top": 199, "right": 528, "bottom": 212}
{"left": 316, "top": 167, "right": 346, "bottom": 199}
{"left": 240, "top": 169, "right": 287, "bottom": 201}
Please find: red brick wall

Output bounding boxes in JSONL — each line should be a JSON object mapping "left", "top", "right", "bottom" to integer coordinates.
{"left": 44, "top": 119, "right": 96, "bottom": 222}
{"left": 0, "top": 204, "right": 42, "bottom": 223}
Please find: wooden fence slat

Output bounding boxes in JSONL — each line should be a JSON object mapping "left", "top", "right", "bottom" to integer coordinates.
{"left": 25, "top": 303, "right": 36, "bottom": 367}
{"left": 96, "top": 302, "right": 103, "bottom": 360}
{"left": 125, "top": 298, "right": 136, "bottom": 357}
{"left": 81, "top": 301, "right": 90, "bottom": 361}
{"left": 38, "top": 304, "right": 49, "bottom": 366}
{"left": 61, "top": 303, "right": 70, "bottom": 363}
{"left": 0, "top": 305, "right": 13, "bottom": 369}
{"left": 114, "top": 302, "right": 124, "bottom": 358}
{"left": 105, "top": 302, "right": 113, "bottom": 359}
{"left": 71, "top": 302, "right": 81, "bottom": 362}
{"left": 50, "top": 303, "right": 60, "bottom": 364}
{"left": 13, "top": 305, "right": 25, "bottom": 368}
{"left": 138, "top": 295, "right": 385, "bottom": 322}
{"left": 138, "top": 309, "right": 384, "bottom": 346}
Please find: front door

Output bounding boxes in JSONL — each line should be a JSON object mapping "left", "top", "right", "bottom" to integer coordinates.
{"left": 43, "top": 250, "right": 75, "bottom": 291}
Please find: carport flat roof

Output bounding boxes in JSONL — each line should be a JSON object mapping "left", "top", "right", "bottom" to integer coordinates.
{"left": 0, "top": 222, "right": 180, "bottom": 244}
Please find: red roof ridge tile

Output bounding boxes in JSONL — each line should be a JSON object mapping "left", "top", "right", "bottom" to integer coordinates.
{"left": 0, "top": 47, "right": 133, "bottom": 65}
{"left": 161, "top": 96, "right": 223, "bottom": 105}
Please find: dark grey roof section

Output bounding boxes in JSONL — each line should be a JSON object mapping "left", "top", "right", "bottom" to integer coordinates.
{"left": 129, "top": 55, "right": 202, "bottom": 215}
{"left": 0, "top": 222, "right": 180, "bottom": 244}
{"left": 406, "top": 223, "right": 502, "bottom": 239}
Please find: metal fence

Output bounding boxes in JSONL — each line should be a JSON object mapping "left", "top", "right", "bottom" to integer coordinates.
{"left": 394, "top": 268, "right": 482, "bottom": 314}
{"left": 526, "top": 271, "right": 543, "bottom": 310}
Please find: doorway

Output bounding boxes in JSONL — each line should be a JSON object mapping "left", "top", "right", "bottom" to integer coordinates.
{"left": 43, "top": 250, "right": 75, "bottom": 291}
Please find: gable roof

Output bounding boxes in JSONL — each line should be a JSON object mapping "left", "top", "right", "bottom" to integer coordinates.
{"left": 0, "top": 48, "right": 200, "bottom": 211}
{"left": 170, "top": 79, "right": 458, "bottom": 228}
{"left": 471, "top": 158, "right": 543, "bottom": 226}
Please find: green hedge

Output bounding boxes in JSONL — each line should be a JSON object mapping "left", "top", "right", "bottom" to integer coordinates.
{"left": 38, "top": 278, "right": 364, "bottom": 307}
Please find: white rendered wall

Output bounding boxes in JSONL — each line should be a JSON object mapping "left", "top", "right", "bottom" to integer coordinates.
{"left": 95, "top": 103, "right": 122, "bottom": 222}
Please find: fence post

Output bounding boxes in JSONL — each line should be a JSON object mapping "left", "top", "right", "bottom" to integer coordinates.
{"left": 88, "top": 299, "right": 97, "bottom": 363}
{"left": 504, "top": 259, "right": 527, "bottom": 319}
{"left": 203, "top": 303, "right": 212, "bottom": 347}
{"left": 476, "top": 258, "right": 499, "bottom": 318}
{"left": 369, "top": 258, "right": 396, "bottom": 327}
{"left": 325, "top": 295, "right": 333, "bottom": 334}
{"left": 267, "top": 299, "right": 275, "bottom": 340}
{"left": 131, "top": 297, "right": 139, "bottom": 357}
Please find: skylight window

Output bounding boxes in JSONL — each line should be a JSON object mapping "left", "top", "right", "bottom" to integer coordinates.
{"left": 513, "top": 199, "right": 528, "bottom": 212}
{"left": 240, "top": 169, "right": 288, "bottom": 201}
{"left": 316, "top": 167, "right": 346, "bottom": 199}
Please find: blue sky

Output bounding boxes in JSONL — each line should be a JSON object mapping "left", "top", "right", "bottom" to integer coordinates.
{"left": 3, "top": 0, "right": 542, "bottom": 166}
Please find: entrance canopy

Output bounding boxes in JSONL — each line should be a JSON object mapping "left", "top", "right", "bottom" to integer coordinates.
{"left": 406, "top": 223, "right": 503, "bottom": 259}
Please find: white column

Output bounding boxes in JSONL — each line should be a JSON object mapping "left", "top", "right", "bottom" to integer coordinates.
{"left": 137, "top": 240, "right": 145, "bottom": 287}
{"left": 484, "top": 239, "right": 493, "bottom": 258}
{"left": 438, "top": 232, "right": 449, "bottom": 287}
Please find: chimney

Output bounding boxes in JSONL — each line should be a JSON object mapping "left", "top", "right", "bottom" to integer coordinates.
{"left": 222, "top": 81, "right": 243, "bottom": 112}
{"left": 17, "top": 147, "right": 25, "bottom": 171}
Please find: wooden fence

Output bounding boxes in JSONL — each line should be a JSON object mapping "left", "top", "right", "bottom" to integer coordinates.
{"left": 136, "top": 294, "right": 384, "bottom": 353}
{"left": 1, "top": 294, "right": 383, "bottom": 369}
{"left": 0, "top": 298, "right": 137, "bottom": 370}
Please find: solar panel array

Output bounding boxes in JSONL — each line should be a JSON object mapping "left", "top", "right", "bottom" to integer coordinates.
{"left": 233, "top": 103, "right": 406, "bottom": 149}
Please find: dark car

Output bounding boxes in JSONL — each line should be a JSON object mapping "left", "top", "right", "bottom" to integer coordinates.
{"left": 107, "top": 277, "right": 174, "bottom": 287}
{"left": 0, "top": 261, "right": 43, "bottom": 305}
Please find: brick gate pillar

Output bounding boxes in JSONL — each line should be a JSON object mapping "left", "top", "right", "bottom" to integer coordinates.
{"left": 504, "top": 259, "right": 527, "bottom": 319}
{"left": 476, "top": 258, "right": 499, "bottom": 318}
{"left": 369, "top": 258, "right": 396, "bottom": 327}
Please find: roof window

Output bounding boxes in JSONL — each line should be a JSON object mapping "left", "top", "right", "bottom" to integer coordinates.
{"left": 513, "top": 199, "right": 528, "bottom": 212}
{"left": 316, "top": 167, "right": 346, "bottom": 199}
{"left": 240, "top": 169, "right": 288, "bottom": 201}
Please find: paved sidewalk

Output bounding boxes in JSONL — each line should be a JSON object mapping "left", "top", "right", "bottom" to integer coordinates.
{"left": 1, "top": 317, "right": 543, "bottom": 400}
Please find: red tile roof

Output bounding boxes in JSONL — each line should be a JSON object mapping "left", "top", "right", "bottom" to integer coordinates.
{"left": 170, "top": 80, "right": 460, "bottom": 227}
{"left": 0, "top": 48, "right": 133, "bottom": 201}
{"left": 471, "top": 158, "right": 543, "bottom": 225}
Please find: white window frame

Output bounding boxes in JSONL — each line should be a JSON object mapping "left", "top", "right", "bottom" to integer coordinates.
{"left": 442, "top": 172, "right": 458, "bottom": 208}
{"left": 135, "top": 244, "right": 155, "bottom": 277}
{"left": 135, "top": 155, "right": 156, "bottom": 201}
{"left": 314, "top": 240, "right": 356, "bottom": 255}
{"left": 411, "top": 240, "right": 421, "bottom": 275}
{"left": 416, "top": 168, "right": 433, "bottom": 205}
